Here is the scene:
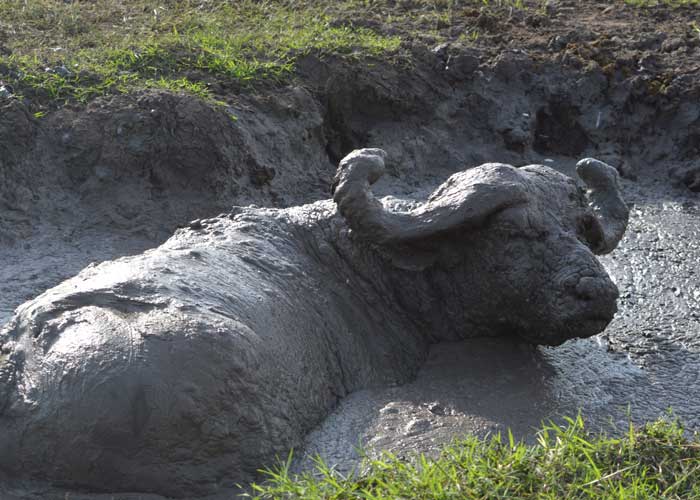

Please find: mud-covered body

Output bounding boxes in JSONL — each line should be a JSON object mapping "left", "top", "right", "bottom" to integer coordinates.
{"left": 0, "top": 149, "right": 628, "bottom": 497}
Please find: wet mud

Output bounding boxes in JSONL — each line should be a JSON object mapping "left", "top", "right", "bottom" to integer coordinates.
{"left": 1, "top": 1, "right": 700, "bottom": 497}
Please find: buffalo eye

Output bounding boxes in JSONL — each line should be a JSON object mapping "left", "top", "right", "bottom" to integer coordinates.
{"left": 577, "top": 213, "right": 604, "bottom": 251}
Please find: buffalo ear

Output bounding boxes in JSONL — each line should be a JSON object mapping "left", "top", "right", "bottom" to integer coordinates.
{"left": 576, "top": 158, "right": 629, "bottom": 255}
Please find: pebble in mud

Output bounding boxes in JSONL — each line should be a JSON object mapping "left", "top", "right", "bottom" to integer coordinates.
{"left": 405, "top": 419, "right": 432, "bottom": 436}
{"left": 0, "top": 84, "right": 12, "bottom": 98}
{"left": 661, "top": 37, "right": 684, "bottom": 53}
{"left": 427, "top": 402, "right": 446, "bottom": 416}
{"left": 380, "top": 404, "right": 400, "bottom": 415}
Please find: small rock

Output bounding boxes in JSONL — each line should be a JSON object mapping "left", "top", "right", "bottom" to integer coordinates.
{"left": 637, "top": 54, "right": 659, "bottom": 73}
{"left": 427, "top": 402, "right": 445, "bottom": 415}
{"left": 404, "top": 418, "right": 431, "bottom": 435}
{"left": 46, "top": 64, "right": 73, "bottom": 78}
{"left": 431, "top": 43, "right": 450, "bottom": 59}
{"left": 548, "top": 35, "right": 568, "bottom": 51}
{"left": 380, "top": 404, "right": 400, "bottom": 415}
{"left": 189, "top": 219, "right": 203, "bottom": 230}
{"left": 0, "top": 84, "right": 12, "bottom": 98}
{"left": 661, "top": 38, "right": 683, "bottom": 53}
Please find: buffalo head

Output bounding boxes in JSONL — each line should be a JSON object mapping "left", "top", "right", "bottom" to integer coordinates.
{"left": 332, "top": 149, "right": 629, "bottom": 346}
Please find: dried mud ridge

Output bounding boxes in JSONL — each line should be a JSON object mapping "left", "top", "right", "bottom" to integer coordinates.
{"left": 1, "top": 7, "right": 700, "bottom": 498}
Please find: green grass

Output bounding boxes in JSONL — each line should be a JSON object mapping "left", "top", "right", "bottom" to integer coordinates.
{"left": 0, "top": 0, "right": 563, "bottom": 109}
{"left": 0, "top": 0, "right": 402, "bottom": 107}
{"left": 625, "top": 0, "right": 700, "bottom": 6}
{"left": 248, "top": 415, "right": 700, "bottom": 499}
{"left": 1, "top": 0, "right": 697, "bottom": 108}
{"left": 11, "top": 0, "right": 682, "bottom": 109}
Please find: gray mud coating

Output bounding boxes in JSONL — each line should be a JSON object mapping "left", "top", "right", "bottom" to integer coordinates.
{"left": 0, "top": 148, "right": 628, "bottom": 497}
{"left": 295, "top": 173, "right": 700, "bottom": 474}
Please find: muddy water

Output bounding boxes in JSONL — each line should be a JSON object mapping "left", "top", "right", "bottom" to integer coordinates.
{"left": 293, "top": 173, "right": 700, "bottom": 474}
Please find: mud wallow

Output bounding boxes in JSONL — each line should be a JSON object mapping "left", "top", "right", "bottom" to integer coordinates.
{"left": 1, "top": 1, "right": 700, "bottom": 499}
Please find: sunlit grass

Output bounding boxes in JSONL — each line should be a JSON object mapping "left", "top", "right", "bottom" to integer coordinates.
{"left": 0, "top": 0, "right": 401, "bottom": 107}
{"left": 248, "top": 415, "right": 700, "bottom": 499}
{"left": 1, "top": 0, "right": 696, "bottom": 108}
{"left": 625, "top": 0, "right": 700, "bottom": 6}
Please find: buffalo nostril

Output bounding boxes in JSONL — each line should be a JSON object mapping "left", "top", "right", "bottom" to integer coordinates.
{"left": 575, "top": 277, "right": 596, "bottom": 299}
{"left": 574, "top": 276, "right": 619, "bottom": 300}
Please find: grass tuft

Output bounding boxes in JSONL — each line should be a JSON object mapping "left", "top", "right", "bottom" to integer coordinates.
{"left": 247, "top": 415, "right": 700, "bottom": 499}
